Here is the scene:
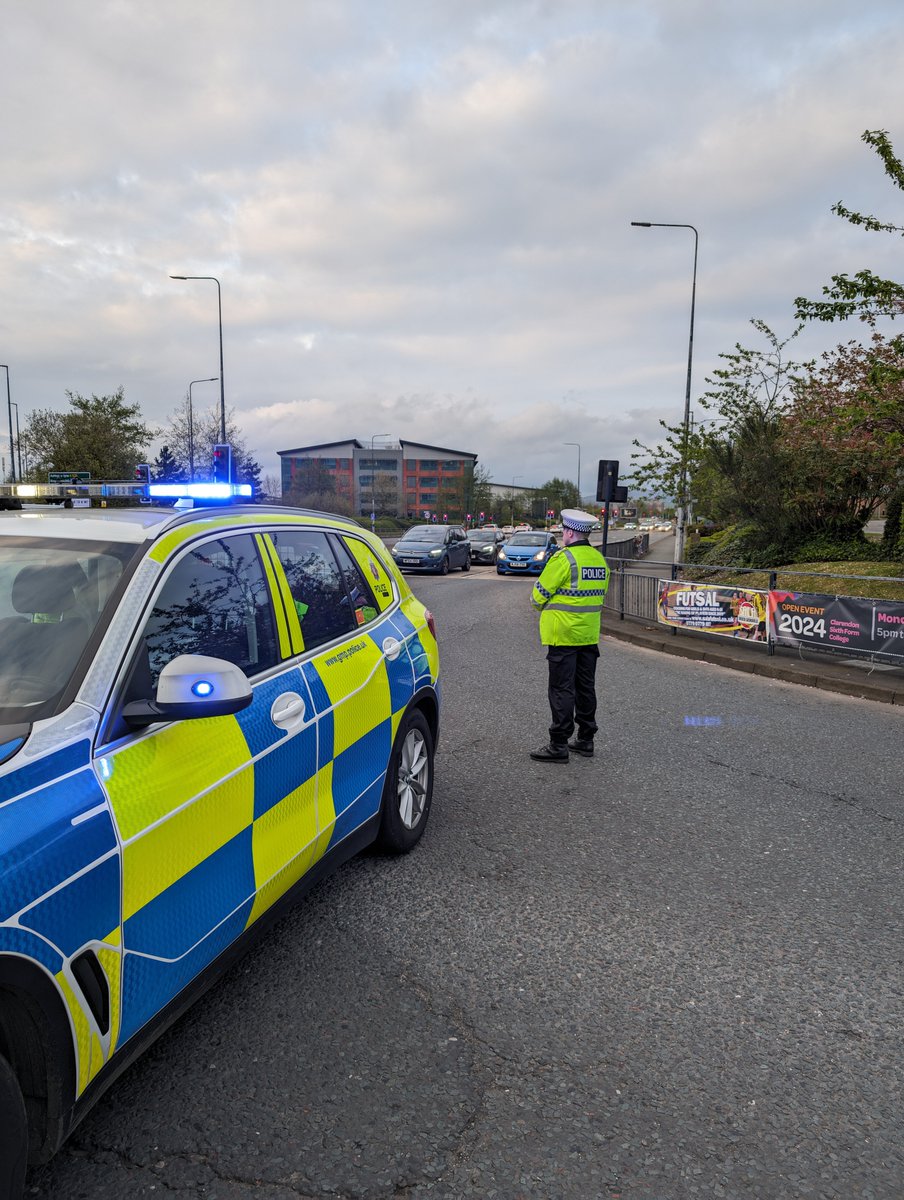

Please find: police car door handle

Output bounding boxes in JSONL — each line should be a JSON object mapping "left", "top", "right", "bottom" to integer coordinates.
{"left": 382, "top": 636, "right": 402, "bottom": 661}
{"left": 270, "top": 692, "right": 307, "bottom": 728}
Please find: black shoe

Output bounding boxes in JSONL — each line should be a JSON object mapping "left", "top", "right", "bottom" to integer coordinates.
{"left": 530, "top": 743, "right": 569, "bottom": 763}
{"left": 567, "top": 738, "right": 594, "bottom": 757}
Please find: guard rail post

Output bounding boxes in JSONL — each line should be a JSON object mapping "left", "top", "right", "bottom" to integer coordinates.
{"left": 768, "top": 570, "right": 777, "bottom": 655}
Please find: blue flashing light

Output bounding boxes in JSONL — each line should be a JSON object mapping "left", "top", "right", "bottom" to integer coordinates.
{"left": 148, "top": 482, "right": 253, "bottom": 499}
{"left": 191, "top": 680, "right": 215, "bottom": 698}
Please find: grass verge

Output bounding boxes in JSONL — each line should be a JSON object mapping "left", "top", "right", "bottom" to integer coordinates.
{"left": 686, "top": 560, "right": 904, "bottom": 602}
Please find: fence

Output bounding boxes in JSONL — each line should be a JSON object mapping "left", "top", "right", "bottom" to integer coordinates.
{"left": 603, "top": 558, "right": 904, "bottom": 666}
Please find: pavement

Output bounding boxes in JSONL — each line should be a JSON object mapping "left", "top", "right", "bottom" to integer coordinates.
{"left": 601, "top": 608, "right": 904, "bottom": 707}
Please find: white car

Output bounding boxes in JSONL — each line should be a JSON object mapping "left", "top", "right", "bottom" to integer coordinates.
{"left": 514, "top": 523, "right": 532, "bottom": 533}
{"left": 624, "top": 522, "right": 637, "bottom": 530}
{"left": 502, "top": 524, "right": 515, "bottom": 536}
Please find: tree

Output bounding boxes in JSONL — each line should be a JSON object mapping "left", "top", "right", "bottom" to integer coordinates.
{"left": 795, "top": 129, "right": 904, "bottom": 324}
{"left": 280, "top": 461, "right": 357, "bottom": 516}
{"left": 153, "top": 444, "right": 186, "bottom": 482}
{"left": 236, "top": 453, "right": 265, "bottom": 501}
{"left": 22, "top": 388, "right": 157, "bottom": 480}
{"left": 782, "top": 331, "right": 904, "bottom": 538}
{"left": 538, "top": 477, "right": 580, "bottom": 515}
{"left": 630, "top": 321, "right": 811, "bottom": 519}
{"left": 372, "top": 471, "right": 401, "bottom": 518}
{"left": 161, "top": 398, "right": 248, "bottom": 479}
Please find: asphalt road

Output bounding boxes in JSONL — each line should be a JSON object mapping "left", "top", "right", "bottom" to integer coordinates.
{"left": 29, "top": 566, "right": 904, "bottom": 1199}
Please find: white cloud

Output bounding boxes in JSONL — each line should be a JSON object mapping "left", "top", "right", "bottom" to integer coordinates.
{"left": 1, "top": 1, "right": 903, "bottom": 493}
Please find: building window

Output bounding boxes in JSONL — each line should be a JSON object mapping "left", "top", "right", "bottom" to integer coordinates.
{"left": 419, "top": 477, "right": 438, "bottom": 489}
{"left": 420, "top": 493, "right": 436, "bottom": 504}
{"left": 441, "top": 460, "right": 462, "bottom": 471}
{"left": 359, "top": 457, "right": 397, "bottom": 471}
{"left": 417, "top": 459, "right": 438, "bottom": 470}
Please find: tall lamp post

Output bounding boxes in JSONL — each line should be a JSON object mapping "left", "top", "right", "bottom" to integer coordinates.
{"left": 631, "top": 221, "right": 698, "bottom": 565}
{"left": 10, "top": 402, "right": 21, "bottom": 480}
{"left": 1, "top": 366, "right": 13, "bottom": 484}
{"left": 563, "top": 442, "right": 581, "bottom": 503}
{"left": 188, "top": 377, "right": 218, "bottom": 477}
{"left": 369, "top": 433, "right": 389, "bottom": 533}
{"left": 170, "top": 275, "right": 226, "bottom": 448}
{"left": 511, "top": 474, "right": 523, "bottom": 524}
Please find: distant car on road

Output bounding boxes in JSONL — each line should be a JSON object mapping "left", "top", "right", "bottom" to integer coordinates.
{"left": 514, "top": 523, "right": 532, "bottom": 533}
{"left": 624, "top": 522, "right": 637, "bottom": 530}
{"left": 502, "top": 524, "right": 515, "bottom": 537}
{"left": 466, "top": 527, "right": 506, "bottom": 564}
{"left": 496, "top": 531, "right": 559, "bottom": 576}
{"left": 548, "top": 523, "right": 563, "bottom": 534}
{"left": 390, "top": 525, "right": 471, "bottom": 574}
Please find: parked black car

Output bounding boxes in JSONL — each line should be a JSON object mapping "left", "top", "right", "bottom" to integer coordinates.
{"left": 466, "top": 527, "right": 506, "bottom": 564}
{"left": 390, "top": 525, "right": 471, "bottom": 574}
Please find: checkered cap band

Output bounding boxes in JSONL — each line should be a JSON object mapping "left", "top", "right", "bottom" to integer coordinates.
{"left": 560, "top": 508, "right": 596, "bottom": 533}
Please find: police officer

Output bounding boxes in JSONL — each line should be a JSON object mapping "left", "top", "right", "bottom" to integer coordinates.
{"left": 529, "top": 508, "right": 610, "bottom": 762}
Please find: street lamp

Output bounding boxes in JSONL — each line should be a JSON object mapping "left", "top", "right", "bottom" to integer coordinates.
{"left": 511, "top": 474, "right": 523, "bottom": 524}
{"left": 631, "top": 220, "right": 698, "bottom": 565}
{"left": 1, "top": 366, "right": 13, "bottom": 484}
{"left": 10, "top": 402, "right": 21, "bottom": 480}
{"left": 188, "top": 377, "right": 218, "bottom": 477}
{"left": 563, "top": 442, "right": 580, "bottom": 502}
{"left": 170, "top": 275, "right": 226, "bottom": 448}
{"left": 369, "top": 433, "right": 389, "bottom": 534}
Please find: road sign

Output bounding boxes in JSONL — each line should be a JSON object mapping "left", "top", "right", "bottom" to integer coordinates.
{"left": 48, "top": 471, "right": 91, "bottom": 483}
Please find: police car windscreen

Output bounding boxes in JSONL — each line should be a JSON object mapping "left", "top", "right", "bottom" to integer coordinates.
{"left": 0, "top": 538, "right": 136, "bottom": 723}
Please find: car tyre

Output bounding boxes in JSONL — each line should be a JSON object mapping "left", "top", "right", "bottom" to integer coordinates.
{"left": 376, "top": 709, "right": 434, "bottom": 853}
{"left": 440, "top": 556, "right": 450, "bottom": 575}
{"left": 461, "top": 557, "right": 470, "bottom": 572}
{"left": 0, "top": 1054, "right": 28, "bottom": 1200}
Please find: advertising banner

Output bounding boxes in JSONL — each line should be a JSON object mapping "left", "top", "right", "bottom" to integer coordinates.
{"left": 768, "top": 591, "right": 904, "bottom": 662}
{"left": 657, "top": 580, "right": 768, "bottom": 641}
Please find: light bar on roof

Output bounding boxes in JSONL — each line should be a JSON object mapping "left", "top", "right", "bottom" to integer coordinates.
{"left": 148, "top": 482, "right": 252, "bottom": 499}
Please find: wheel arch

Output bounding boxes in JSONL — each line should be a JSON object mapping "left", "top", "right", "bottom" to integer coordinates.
{"left": 0, "top": 956, "right": 77, "bottom": 1165}
{"left": 406, "top": 686, "right": 439, "bottom": 750}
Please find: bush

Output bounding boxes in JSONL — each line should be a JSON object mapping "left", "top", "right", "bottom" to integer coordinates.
{"left": 373, "top": 516, "right": 405, "bottom": 533}
{"left": 790, "top": 535, "right": 886, "bottom": 564}
{"left": 882, "top": 490, "right": 904, "bottom": 559}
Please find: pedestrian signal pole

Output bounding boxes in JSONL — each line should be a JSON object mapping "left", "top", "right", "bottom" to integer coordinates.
{"left": 596, "top": 460, "right": 628, "bottom": 556}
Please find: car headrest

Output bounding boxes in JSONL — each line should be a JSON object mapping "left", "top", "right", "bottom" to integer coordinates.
{"left": 12, "top": 564, "right": 82, "bottom": 615}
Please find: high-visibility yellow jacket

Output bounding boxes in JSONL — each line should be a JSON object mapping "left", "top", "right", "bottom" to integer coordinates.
{"left": 530, "top": 540, "right": 610, "bottom": 646}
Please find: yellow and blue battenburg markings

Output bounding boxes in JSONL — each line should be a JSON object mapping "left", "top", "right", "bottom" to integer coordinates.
{"left": 0, "top": 739, "right": 123, "bottom": 1093}
{"left": 0, "top": 515, "right": 439, "bottom": 1101}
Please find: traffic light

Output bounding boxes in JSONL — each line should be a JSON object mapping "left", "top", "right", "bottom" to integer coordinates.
{"left": 596, "top": 459, "right": 628, "bottom": 504}
{"left": 212, "top": 444, "right": 232, "bottom": 484}
{"left": 134, "top": 464, "right": 151, "bottom": 485}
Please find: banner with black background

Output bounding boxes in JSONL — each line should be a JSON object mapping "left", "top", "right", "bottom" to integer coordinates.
{"left": 768, "top": 591, "right": 904, "bottom": 663}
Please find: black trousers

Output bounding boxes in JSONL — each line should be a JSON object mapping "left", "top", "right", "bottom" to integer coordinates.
{"left": 546, "top": 644, "right": 600, "bottom": 745}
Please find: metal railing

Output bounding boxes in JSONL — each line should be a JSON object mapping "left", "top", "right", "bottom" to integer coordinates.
{"left": 603, "top": 557, "right": 904, "bottom": 665}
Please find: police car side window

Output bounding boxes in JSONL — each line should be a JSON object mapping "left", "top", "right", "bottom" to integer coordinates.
{"left": 141, "top": 534, "right": 279, "bottom": 685}
{"left": 267, "top": 530, "right": 357, "bottom": 650}
{"left": 328, "top": 535, "right": 380, "bottom": 628}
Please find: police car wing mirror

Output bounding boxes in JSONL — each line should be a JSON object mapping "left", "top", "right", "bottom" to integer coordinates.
{"left": 123, "top": 654, "right": 253, "bottom": 727}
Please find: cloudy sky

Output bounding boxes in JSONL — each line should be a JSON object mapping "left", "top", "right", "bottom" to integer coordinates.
{"left": 2, "top": 1, "right": 903, "bottom": 496}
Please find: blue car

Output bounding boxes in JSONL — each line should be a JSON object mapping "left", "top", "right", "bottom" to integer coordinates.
{"left": 496, "top": 531, "right": 559, "bottom": 575}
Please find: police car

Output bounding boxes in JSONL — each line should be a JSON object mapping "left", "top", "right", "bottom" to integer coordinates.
{"left": 0, "top": 486, "right": 440, "bottom": 1195}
